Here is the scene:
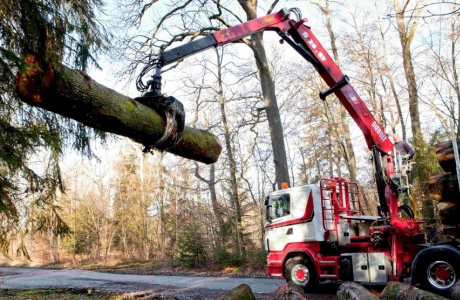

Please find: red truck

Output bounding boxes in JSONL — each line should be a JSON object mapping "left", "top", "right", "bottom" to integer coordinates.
{"left": 136, "top": 7, "right": 460, "bottom": 296}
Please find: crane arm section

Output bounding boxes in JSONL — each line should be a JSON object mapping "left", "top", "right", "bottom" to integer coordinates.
{"left": 144, "top": 8, "right": 398, "bottom": 216}
{"left": 157, "top": 8, "right": 393, "bottom": 155}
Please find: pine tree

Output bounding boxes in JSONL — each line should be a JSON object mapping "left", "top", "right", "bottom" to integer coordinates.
{"left": 0, "top": 0, "right": 109, "bottom": 255}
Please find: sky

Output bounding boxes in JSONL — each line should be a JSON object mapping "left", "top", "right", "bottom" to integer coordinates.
{"left": 60, "top": 0, "right": 452, "bottom": 186}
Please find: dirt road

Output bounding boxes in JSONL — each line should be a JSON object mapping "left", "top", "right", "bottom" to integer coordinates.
{"left": 0, "top": 266, "right": 337, "bottom": 299}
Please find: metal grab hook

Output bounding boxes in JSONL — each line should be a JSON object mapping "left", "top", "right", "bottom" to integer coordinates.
{"left": 135, "top": 64, "right": 185, "bottom": 151}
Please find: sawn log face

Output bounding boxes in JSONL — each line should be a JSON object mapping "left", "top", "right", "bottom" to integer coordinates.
{"left": 14, "top": 56, "right": 222, "bottom": 164}
{"left": 435, "top": 139, "right": 460, "bottom": 174}
{"left": 429, "top": 174, "right": 460, "bottom": 202}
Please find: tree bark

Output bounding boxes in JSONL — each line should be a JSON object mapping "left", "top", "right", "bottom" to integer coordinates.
{"left": 429, "top": 174, "right": 460, "bottom": 202}
{"left": 217, "top": 284, "right": 256, "bottom": 300}
{"left": 336, "top": 282, "right": 379, "bottom": 300}
{"left": 451, "top": 279, "right": 460, "bottom": 300}
{"left": 317, "top": 1, "right": 358, "bottom": 183}
{"left": 394, "top": 0, "right": 425, "bottom": 142}
{"left": 14, "top": 56, "right": 222, "bottom": 164}
{"left": 273, "top": 283, "right": 306, "bottom": 300}
{"left": 437, "top": 201, "right": 460, "bottom": 226}
{"left": 381, "top": 282, "right": 447, "bottom": 300}
{"left": 375, "top": 0, "right": 406, "bottom": 140}
{"left": 435, "top": 139, "right": 460, "bottom": 174}
{"left": 238, "top": 1, "right": 291, "bottom": 189}
{"left": 215, "top": 49, "right": 244, "bottom": 256}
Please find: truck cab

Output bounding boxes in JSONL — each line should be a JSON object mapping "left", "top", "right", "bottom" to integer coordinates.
{"left": 264, "top": 178, "right": 400, "bottom": 291}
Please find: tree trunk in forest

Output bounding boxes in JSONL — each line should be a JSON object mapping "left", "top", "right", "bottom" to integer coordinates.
{"left": 14, "top": 56, "right": 221, "bottom": 165}
{"left": 208, "top": 164, "right": 225, "bottom": 242}
{"left": 319, "top": 0, "right": 358, "bottom": 183}
{"left": 238, "top": 1, "right": 290, "bottom": 189}
{"left": 336, "top": 282, "right": 379, "bottom": 300}
{"left": 375, "top": 0, "right": 406, "bottom": 139}
{"left": 435, "top": 139, "right": 460, "bottom": 174}
{"left": 194, "top": 163, "right": 226, "bottom": 245}
{"left": 215, "top": 50, "right": 244, "bottom": 256}
{"left": 429, "top": 174, "right": 460, "bottom": 201}
{"left": 394, "top": 0, "right": 434, "bottom": 222}
{"left": 381, "top": 282, "right": 447, "bottom": 300}
{"left": 394, "top": 0, "right": 424, "bottom": 142}
{"left": 450, "top": 15, "right": 460, "bottom": 138}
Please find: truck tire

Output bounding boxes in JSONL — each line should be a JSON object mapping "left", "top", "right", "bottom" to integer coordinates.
{"left": 417, "top": 253, "right": 459, "bottom": 295}
{"left": 285, "top": 257, "right": 317, "bottom": 292}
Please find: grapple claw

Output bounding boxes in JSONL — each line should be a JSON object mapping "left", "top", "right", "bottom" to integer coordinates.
{"left": 135, "top": 91, "right": 185, "bottom": 150}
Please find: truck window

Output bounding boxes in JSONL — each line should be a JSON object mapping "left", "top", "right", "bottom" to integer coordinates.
{"left": 271, "top": 193, "right": 290, "bottom": 219}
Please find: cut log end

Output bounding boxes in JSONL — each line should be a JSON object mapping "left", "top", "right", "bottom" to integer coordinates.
{"left": 217, "top": 284, "right": 256, "bottom": 300}
{"left": 381, "top": 282, "right": 448, "bottom": 300}
{"left": 451, "top": 279, "right": 460, "bottom": 300}
{"left": 435, "top": 139, "right": 460, "bottom": 174}
{"left": 336, "top": 282, "right": 379, "bottom": 300}
{"left": 428, "top": 174, "right": 459, "bottom": 202}
{"left": 273, "top": 283, "right": 306, "bottom": 300}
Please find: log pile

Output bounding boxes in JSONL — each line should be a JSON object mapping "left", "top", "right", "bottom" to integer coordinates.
{"left": 428, "top": 139, "right": 460, "bottom": 226}
{"left": 336, "top": 281, "right": 379, "bottom": 300}
{"left": 220, "top": 281, "right": 453, "bottom": 300}
{"left": 208, "top": 281, "right": 460, "bottom": 300}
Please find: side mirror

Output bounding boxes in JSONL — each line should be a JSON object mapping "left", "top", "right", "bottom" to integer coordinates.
{"left": 264, "top": 196, "right": 271, "bottom": 222}
{"left": 265, "top": 205, "right": 272, "bottom": 222}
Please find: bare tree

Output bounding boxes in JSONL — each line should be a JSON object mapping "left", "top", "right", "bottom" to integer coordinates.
{"left": 115, "top": 0, "right": 290, "bottom": 189}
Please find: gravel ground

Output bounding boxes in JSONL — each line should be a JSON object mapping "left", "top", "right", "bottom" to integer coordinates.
{"left": 0, "top": 266, "right": 338, "bottom": 299}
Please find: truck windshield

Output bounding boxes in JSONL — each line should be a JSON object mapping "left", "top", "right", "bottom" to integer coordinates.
{"left": 270, "top": 193, "right": 290, "bottom": 219}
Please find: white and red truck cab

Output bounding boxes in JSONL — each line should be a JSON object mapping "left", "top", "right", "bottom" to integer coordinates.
{"left": 263, "top": 178, "right": 450, "bottom": 294}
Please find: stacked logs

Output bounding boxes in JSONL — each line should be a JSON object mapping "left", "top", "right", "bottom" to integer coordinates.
{"left": 216, "top": 281, "right": 460, "bottom": 300}
{"left": 337, "top": 282, "right": 449, "bottom": 300}
{"left": 428, "top": 139, "right": 460, "bottom": 226}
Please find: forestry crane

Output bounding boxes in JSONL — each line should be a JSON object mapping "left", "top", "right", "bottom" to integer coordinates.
{"left": 136, "top": 8, "right": 460, "bottom": 296}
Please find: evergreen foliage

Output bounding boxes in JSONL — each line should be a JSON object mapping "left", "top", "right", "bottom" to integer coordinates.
{"left": 177, "top": 225, "right": 208, "bottom": 268}
{"left": 0, "top": 0, "right": 109, "bottom": 255}
{"left": 411, "top": 131, "right": 447, "bottom": 225}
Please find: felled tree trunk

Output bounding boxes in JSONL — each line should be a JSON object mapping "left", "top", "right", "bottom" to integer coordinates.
{"left": 336, "top": 282, "right": 379, "bottom": 300}
{"left": 381, "top": 282, "right": 448, "bottom": 300}
{"left": 435, "top": 139, "right": 460, "bottom": 174}
{"left": 450, "top": 279, "right": 460, "bottom": 300}
{"left": 217, "top": 284, "right": 256, "bottom": 300}
{"left": 429, "top": 174, "right": 460, "bottom": 202}
{"left": 14, "top": 56, "right": 221, "bottom": 164}
{"left": 273, "top": 284, "right": 306, "bottom": 300}
{"left": 437, "top": 202, "right": 460, "bottom": 226}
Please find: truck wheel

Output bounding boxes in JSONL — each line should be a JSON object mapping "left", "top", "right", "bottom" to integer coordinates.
{"left": 285, "top": 257, "right": 317, "bottom": 292}
{"left": 418, "top": 254, "right": 459, "bottom": 295}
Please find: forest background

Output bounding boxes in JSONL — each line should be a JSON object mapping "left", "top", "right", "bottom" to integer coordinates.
{"left": 1, "top": 0, "right": 458, "bottom": 271}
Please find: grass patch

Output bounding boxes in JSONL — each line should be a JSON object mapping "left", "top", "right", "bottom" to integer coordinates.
{"left": 0, "top": 289, "right": 129, "bottom": 299}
